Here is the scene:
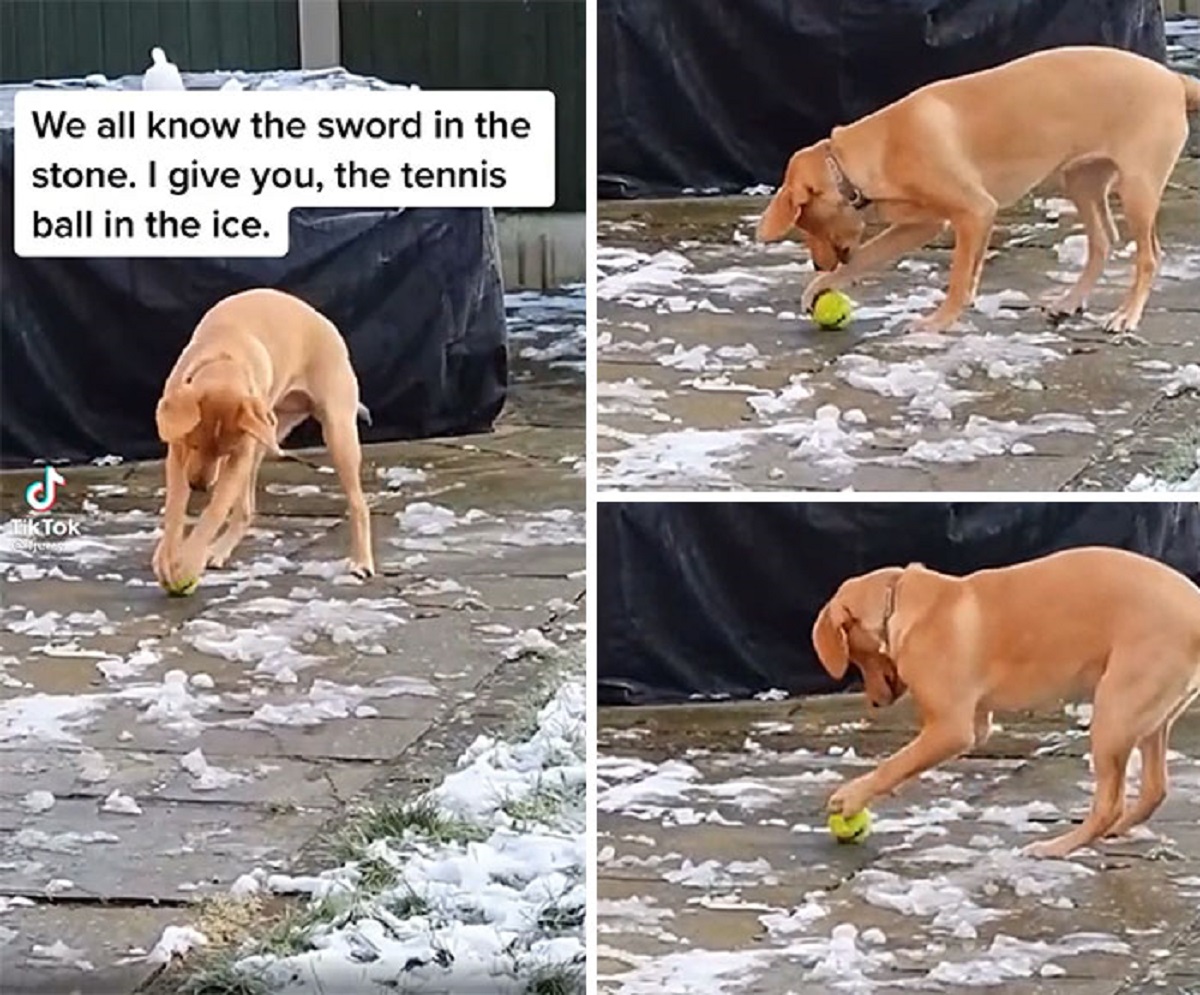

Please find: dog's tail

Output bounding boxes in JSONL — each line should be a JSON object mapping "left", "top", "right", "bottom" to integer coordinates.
{"left": 357, "top": 402, "right": 372, "bottom": 426}
{"left": 1181, "top": 73, "right": 1200, "bottom": 114}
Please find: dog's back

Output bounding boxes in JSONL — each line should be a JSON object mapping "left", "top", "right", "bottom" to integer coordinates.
{"left": 958, "top": 546, "right": 1200, "bottom": 707}
{"left": 972, "top": 545, "right": 1199, "bottom": 623}
{"left": 176, "top": 288, "right": 351, "bottom": 403}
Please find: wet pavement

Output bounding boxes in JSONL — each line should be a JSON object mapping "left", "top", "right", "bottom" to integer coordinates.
{"left": 596, "top": 158, "right": 1200, "bottom": 492}
{"left": 596, "top": 695, "right": 1200, "bottom": 994}
{"left": 0, "top": 292, "right": 585, "bottom": 993}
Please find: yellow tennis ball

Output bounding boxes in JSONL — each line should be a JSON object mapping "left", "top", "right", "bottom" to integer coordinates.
{"left": 812, "top": 290, "right": 853, "bottom": 329}
{"left": 163, "top": 576, "right": 199, "bottom": 598}
{"left": 828, "top": 808, "right": 872, "bottom": 843}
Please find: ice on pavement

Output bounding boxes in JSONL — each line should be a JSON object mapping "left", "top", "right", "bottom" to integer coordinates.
{"left": 597, "top": 201, "right": 1200, "bottom": 489}
{"left": 596, "top": 738, "right": 1176, "bottom": 993}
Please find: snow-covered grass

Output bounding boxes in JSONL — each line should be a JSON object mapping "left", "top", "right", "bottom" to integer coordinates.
{"left": 169, "top": 650, "right": 586, "bottom": 995}
{"left": 1126, "top": 428, "right": 1200, "bottom": 492}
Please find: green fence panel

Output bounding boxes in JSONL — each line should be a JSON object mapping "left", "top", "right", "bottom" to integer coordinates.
{"left": 0, "top": 0, "right": 299, "bottom": 83}
{"left": 339, "top": 0, "right": 584, "bottom": 212}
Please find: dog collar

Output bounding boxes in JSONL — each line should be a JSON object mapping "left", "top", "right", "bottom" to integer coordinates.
{"left": 827, "top": 153, "right": 871, "bottom": 210}
{"left": 879, "top": 579, "right": 897, "bottom": 654}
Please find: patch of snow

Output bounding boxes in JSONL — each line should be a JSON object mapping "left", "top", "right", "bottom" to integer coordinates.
{"left": 101, "top": 790, "right": 143, "bottom": 815}
{"left": 180, "top": 748, "right": 248, "bottom": 791}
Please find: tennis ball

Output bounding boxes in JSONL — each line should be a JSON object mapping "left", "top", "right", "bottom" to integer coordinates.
{"left": 828, "top": 808, "right": 872, "bottom": 844}
{"left": 163, "top": 576, "right": 199, "bottom": 598}
{"left": 812, "top": 290, "right": 853, "bottom": 329}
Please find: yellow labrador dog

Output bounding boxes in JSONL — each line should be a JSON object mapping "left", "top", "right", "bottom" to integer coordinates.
{"left": 812, "top": 546, "right": 1200, "bottom": 858}
{"left": 153, "top": 288, "right": 374, "bottom": 588}
{"left": 758, "top": 47, "right": 1200, "bottom": 334}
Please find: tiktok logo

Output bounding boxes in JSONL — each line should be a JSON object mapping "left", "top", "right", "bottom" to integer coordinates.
{"left": 25, "top": 466, "right": 65, "bottom": 513}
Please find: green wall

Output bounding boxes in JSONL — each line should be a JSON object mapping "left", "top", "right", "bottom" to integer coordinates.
{"left": 0, "top": 0, "right": 583, "bottom": 213}
{"left": 0, "top": 0, "right": 299, "bottom": 81}
{"left": 340, "top": 0, "right": 585, "bottom": 212}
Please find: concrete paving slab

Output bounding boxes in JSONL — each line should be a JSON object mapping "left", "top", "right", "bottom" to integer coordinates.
{"left": 0, "top": 903, "right": 184, "bottom": 995}
{"left": 597, "top": 160, "right": 1200, "bottom": 492}
{"left": 0, "top": 795, "right": 319, "bottom": 902}
{"left": 598, "top": 694, "right": 1200, "bottom": 993}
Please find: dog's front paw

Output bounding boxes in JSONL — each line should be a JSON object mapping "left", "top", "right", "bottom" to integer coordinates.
{"left": 904, "top": 311, "right": 958, "bottom": 335}
{"left": 1102, "top": 307, "right": 1138, "bottom": 334}
{"left": 348, "top": 559, "right": 375, "bottom": 580}
{"left": 1040, "top": 289, "right": 1085, "bottom": 320}
{"left": 152, "top": 538, "right": 175, "bottom": 584}
{"left": 827, "top": 778, "right": 872, "bottom": 818}
{"left": 163, "top": 541, "right": 208, "bottom": 589}
{"left": 800, "top": 274, "right": 837, "bottom": 314}
{"left": 1022, "top": 839, "right": 1071, "bottom": 860}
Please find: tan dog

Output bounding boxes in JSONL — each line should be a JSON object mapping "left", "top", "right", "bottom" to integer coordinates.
{"left": 153, "top": 288, "right": 374, "bottom": 587}
{"left": 758, "top": 47, "right": 1200, "bottom": 334}
{"left": 812, "top": 546, "right": 1200, "bottom": 858}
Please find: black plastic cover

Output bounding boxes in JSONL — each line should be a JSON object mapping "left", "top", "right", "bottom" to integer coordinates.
{"left": 597, "top": 502, "right": 1200, "bottom": 706}
{"left": 598, "top": 0, "right": 1167, "bottom": 198}
{"left": 0, "top": 70, "right": 506, "bottom": 467}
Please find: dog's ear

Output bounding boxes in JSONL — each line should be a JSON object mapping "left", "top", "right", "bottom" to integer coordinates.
{"left": 757, "top": 187, "right": 798, "bottom": 242}
{"left": 156, "top": 386, "right": 201, "bottom": 444}
{"left": 757, "top": 153, "right": 812, "bottom": 242}
{"left": 237, "top": 397, "right": 281, "bottom": 455}
{"left": 812, "top": 598, "right": 852, "bottom": 680}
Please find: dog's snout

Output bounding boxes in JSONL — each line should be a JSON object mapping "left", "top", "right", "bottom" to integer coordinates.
{"left": 836, "top": 246, "right": 851, "bottom": 265}
{"left": 189, "top": 479, "right": 208, "bottom": 494}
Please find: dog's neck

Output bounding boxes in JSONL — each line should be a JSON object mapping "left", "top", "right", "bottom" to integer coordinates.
{"left": 826, "top": 150, "right": 871, "bottom": 210}
{"left": 185, "top": 353, "right": 236, "bottom": 385}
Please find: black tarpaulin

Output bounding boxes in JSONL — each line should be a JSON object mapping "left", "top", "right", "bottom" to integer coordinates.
{"left": 0, "top": 70, "right": 506, "bottom": 468}
{"left": 597, "top": 502, "right": 1200, "bottom": 706}
{"left": 598, "top": 0, "right": 1166, "bottom": 198}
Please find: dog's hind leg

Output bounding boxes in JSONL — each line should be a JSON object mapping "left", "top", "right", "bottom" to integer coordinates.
{"left": 1045, "top": 160, "right": 1118, "bottom": 319}
{"left": 1025, "top": 709, "right": 1134, "bottom": 858}
{"left": 973, "top": 707, "right": 995, "bottom": 749}
{"left": 1103, "top": 720, "right": 1168, "bottom": 838}
{"left": 1027, "top": 662, "right": 1185, "bottom": 858}
{"left": 1106, "top": 688, "right": 1197, "bottom": 837}
{"left": 1104, "top": 176, "right": 1163, "bottom": 333}
{"left": 1104, "top": 125, "right": 1185, "bottom": 333}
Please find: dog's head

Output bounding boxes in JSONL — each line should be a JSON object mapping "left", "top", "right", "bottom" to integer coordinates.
{"left": 756, "top": 142, "right": 866, "bottom": 272}
{"left": 156, "top": 373, "right": 279, "bottom": 492}
{"left": 812, "top": 567, "right": 908, "bottom": 708}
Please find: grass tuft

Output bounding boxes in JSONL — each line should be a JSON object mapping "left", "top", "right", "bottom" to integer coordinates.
{"left": 502, "top": 777, "right": 585, "bottom": 829}
{"left": 174, "top": 957, "right": 272, "bottom": 995}
{"left": 354, "top": 855, "right": 399, "bottom": 896}
{"left": 536, "top": 899, "right": 585, "bottom": 935}
{"left": 334, "top": 797, "right": 486, "bottom": 862}
{"left": 257, "top": 895, "right": 351, "bottom": 956}
{"left": 523, "top": 961, "right": 585, "bottom": 995}
{"left": 1152, "top": 428, "right": 1200, "bottom": 484}
{"left": 382, "top": 889, "right": 431, "bottom": 919}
